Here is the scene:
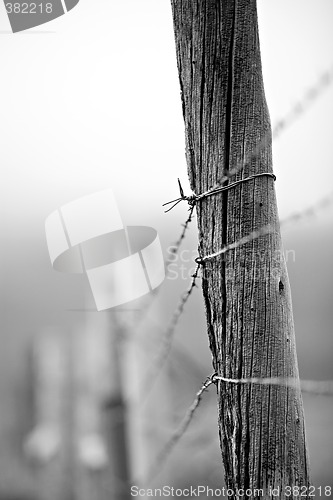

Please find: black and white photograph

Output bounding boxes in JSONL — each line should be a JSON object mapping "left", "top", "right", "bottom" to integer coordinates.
{"left": 0, "top": 1, "right": 332, "bottom": 499}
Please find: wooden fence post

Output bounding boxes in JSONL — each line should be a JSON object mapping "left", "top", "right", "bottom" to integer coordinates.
{"left": 170, "top": 0, "right": 311, "bottom": 496}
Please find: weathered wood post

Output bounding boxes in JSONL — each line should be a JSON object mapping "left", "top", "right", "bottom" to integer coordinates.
{"left": 170, "top": 0, "right": 311, "bottom": 496}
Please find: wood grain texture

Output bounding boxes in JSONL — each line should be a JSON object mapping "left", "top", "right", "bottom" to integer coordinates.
{"left": 170, "top": 0, "right": 311, "bottom": 496}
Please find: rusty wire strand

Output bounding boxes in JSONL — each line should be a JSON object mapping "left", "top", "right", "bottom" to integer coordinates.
{"left": 165, "top": 204, "right": 196, "bottom": 266}
{"left": 142, "top": 373, "right": 216, "bottom": 484}
{"left": 139, "top": 263, "right": 201, "bottom": 404}
{"left": 214, "top": 375, "right": 333, "bottom": 395}
{"left": 130, "top": 205, "right": 196, "bottom": 335}
{"left": 196, "top": 190, "right": 333, "bottom": 264}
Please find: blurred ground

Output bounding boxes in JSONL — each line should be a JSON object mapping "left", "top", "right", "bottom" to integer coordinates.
{"left": 0, "top": 215, "right": 332, "bottom": 497}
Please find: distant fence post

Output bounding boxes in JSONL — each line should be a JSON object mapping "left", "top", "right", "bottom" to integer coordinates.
{"left": 25, "top": 330, "right": 76, "bottom": 500}
{"left": 73, "top": 312, "right": 130, "bottom": 500}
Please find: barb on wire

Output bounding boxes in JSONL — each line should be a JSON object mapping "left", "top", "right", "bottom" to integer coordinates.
{"left": 163, "top": 173, "right": 276, "bottom": 212}
{"left": 163, "top": 178, "right": 197, "bottom": 213}
{"left": 139, "top": 264, "right": 201, "bottom": 404}
{"left": 195, "top": 190, "right": 333, "bottom": 264}
{"left": 165, "top": 204, "right": 196, "bottom": 268}
{"left": 143, "top": 373, "right": 216, "bottom": 484}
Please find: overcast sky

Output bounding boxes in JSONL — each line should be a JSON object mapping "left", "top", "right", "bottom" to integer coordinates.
{"left": 0, "top": 0, "right": 332, "bottom": 225}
